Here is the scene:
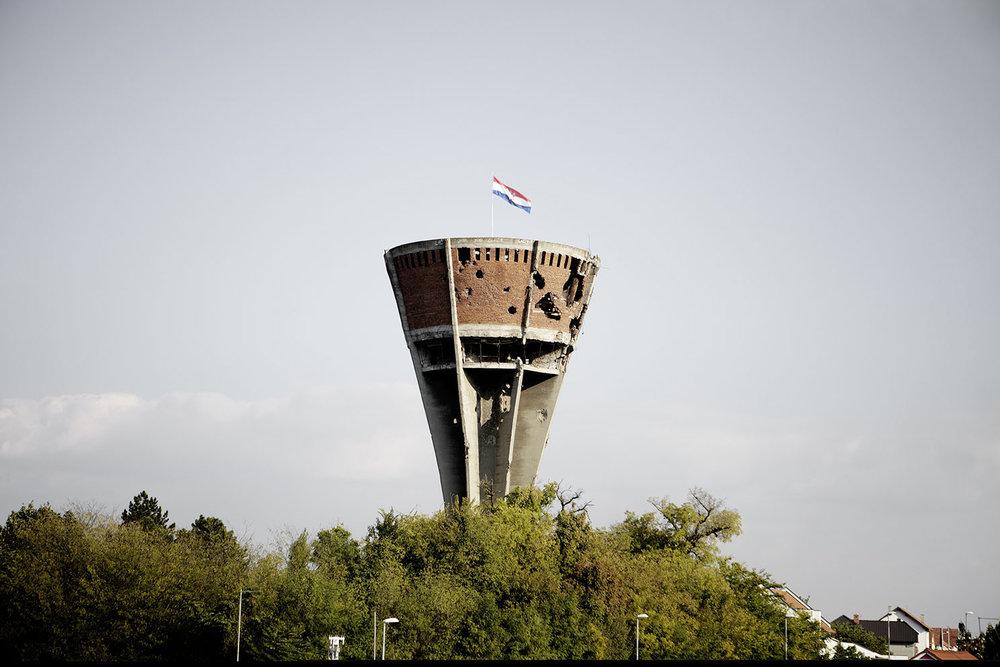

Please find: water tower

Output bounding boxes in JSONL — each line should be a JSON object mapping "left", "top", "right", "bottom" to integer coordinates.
{"left": 385, "top": 237, "right": 600, "bottom": 504}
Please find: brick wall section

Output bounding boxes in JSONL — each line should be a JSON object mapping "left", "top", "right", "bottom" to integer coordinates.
{"left": 451, "top": 245, "right": 595, "bottom": 335}
{"left": 527, "top": 249, "right": 592, "bottom": 333}
{"left": 394, "top": 249, "right": 451, "bottom": 330}
{"left": 453, "top": 246, "right": 533, "bottom": 328}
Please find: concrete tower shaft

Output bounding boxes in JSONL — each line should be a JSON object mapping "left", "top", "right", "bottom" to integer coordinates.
{"left": 385, "top": 237, "right": 600, "bottom": 505}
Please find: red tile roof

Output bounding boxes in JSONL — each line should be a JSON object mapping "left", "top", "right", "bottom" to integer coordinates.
{"left": 914, "top": 648, "right": 978, "bottom": 661}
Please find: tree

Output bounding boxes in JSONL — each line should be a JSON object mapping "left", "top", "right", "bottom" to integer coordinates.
{"left": 832, "top": 618, "right": 889, "bottom": 655}
{"left": 120, "top": 491, "right": 175, "bottom": 532}
{"left": 189, "top": 515, "right": 231, "bottom": 542}
{"left": 984, "top": 623, "right": 1000, "bottom": 661}
{"left": 617, "top": 487, "right": 742, "bottom": 560}
{"left": 831, "top": 643, "right": 873, "bottom": 660}
{"left": 0, "top": 505, "right": 93, "bottom": 660}
{"left": 311, "top": 525, "right": 360, "bottom": 580}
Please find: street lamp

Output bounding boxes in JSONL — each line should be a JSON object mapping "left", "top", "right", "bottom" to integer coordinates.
{"left": 381, "top": 617, "right": 399, "bottom": 660}
{"left": 887, "top": 606, "right": 892, "bottom": 657}
{"left": 636, "top": 613, "right": 648, "bottom": 660}
{"left": 965, "top": 611, "right": 975, "bottom": 636}
{"left": 784, "top": 616, "right": 788, "bottom": 660}
{"left": 236, "top": 588, "right": 254, "bottom": 662}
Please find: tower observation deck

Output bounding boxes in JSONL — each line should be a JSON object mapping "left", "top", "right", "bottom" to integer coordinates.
{"left": 385, "top": 237, "right": 600, "bottom": 504}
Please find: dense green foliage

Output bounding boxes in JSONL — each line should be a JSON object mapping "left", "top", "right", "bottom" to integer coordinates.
{"left": 0, "top": 486, "right": 827, "bottom": 661}
{"left": 985, "top": 622, "right": 1000, "bottom": 661}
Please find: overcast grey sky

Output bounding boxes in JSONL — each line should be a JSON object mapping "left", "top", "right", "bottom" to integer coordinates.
{"left": 2, "top": 0, "right": 998, "bottom": 628}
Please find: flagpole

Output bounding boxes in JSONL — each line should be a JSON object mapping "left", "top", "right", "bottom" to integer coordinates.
{"left": 490, "top": 175, "right": 495, "bottom": 237}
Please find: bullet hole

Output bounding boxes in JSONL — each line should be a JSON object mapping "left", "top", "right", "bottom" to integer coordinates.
{"left": 458, "top": 248, "right": 471, "bottom": 263}
{"left": 466, "top": 288, "right": 473, "bottom": 297}
{"left": 508, "top": 306, "right": 517, "bottom": 314}
{"left": 537, "top": 408, "right": 548, "bottom": 422}
{"left": 562, "top": 258, "right": 584, "bottom": 304}
{"left": 536, "top": 293, "right": 561, "bottom": 320}
{"left": 532, "top": 271, "right": 545, "bottom": 289}
{"left": 475, "top": 269, "right": 484, "bottom": 279}
{"left": 503, "top": 286, "right": 511, "bottom": 293}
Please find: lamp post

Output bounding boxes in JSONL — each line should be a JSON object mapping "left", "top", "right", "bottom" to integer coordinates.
{"left": 381, "top": 617, "right": 399, "bottom": 660}
{"left": 965, "top": 611, "right": 975, "bottom": 637}
{"left": 887, "top": 606, "right": 892, "bottom": 657}
{"left": 236, "top": 588, "right": 253, "bottom": 662}
{"left": 635, "top": 613, "right": 648, "bottom": 660}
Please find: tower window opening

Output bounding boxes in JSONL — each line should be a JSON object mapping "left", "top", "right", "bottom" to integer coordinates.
{"left": 458, "top": 247, "right": 471, "bottom": 263}
{"left": 474, "top": 248, "right": 481, "bottom": 260}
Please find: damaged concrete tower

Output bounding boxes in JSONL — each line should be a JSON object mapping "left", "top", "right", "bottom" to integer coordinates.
{"left": 385, "top": 238, "right": 600, "bottom": 505}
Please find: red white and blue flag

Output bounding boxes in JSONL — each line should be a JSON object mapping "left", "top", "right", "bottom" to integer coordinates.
{"left": 492, "top": 176, "right": 531, "bottom": 213}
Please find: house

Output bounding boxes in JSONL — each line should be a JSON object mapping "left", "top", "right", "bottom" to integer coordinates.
{"left": 912, "top": 648, "right": 978, "bottom": 660}
{"left": 881, "top": 607, "right": 932, "bottom": 656}
{"left": 770, "top": 586, "right": 833, "bottom": 632}
{"left": 832, "top": 614, "right": 920, "bottom": 658}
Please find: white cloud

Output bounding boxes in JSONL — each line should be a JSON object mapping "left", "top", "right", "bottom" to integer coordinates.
{"left": 0, "top": 392, "right": 145, "bottom": 457}
{"left": 0, "top": 385, "right": 441, "bottom": 541}
{"left": 1, "top": 386, "right": 427, "bottom": 480}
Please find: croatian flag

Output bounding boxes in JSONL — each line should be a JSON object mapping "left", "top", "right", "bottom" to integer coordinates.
{"left": 492, "top": 176, "right": 532, "bottom": 213}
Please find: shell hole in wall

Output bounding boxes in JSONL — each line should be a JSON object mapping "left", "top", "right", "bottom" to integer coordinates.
{"left": 476, "top": 269, "right": 484, "bottom": 279}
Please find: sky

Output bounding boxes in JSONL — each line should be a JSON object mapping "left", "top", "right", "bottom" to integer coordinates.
{"left": 1, "top": 0, "right": 998, "bottom": 630}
